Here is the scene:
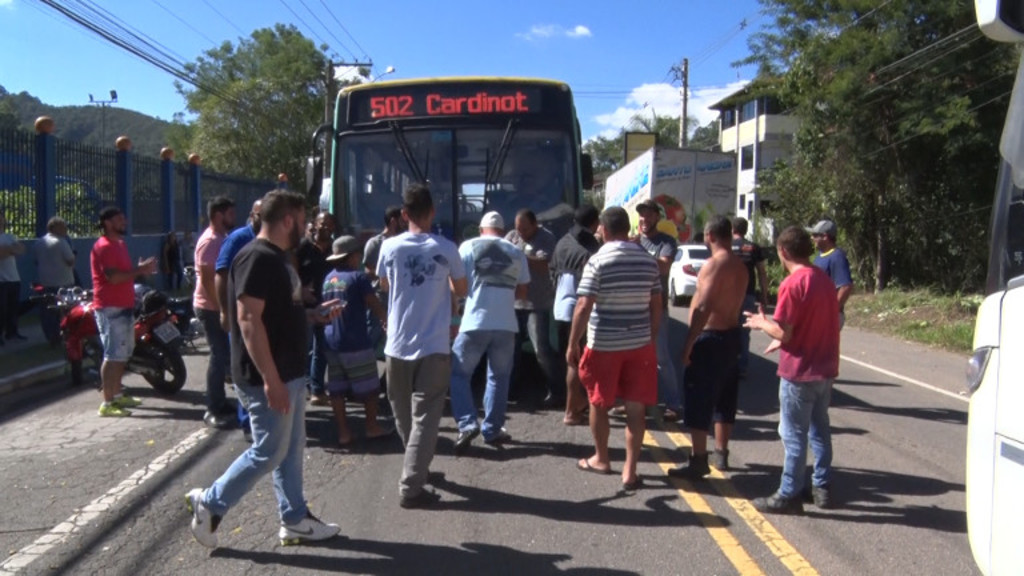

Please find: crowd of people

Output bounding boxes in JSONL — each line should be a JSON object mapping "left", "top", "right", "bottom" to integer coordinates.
{"left": 0, "top": 183, "right": 856, "bottom": 547}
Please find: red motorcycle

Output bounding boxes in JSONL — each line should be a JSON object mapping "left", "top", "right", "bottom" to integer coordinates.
{"left": 31, "top": 285, "right": 188, "bottom": 394}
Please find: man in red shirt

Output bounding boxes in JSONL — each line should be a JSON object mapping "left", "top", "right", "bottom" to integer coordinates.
{"left": 90, "top": 207, "right": 157, "bottom": 417}
{"left": 744, "top": 226, "right": 840, "bottom": 514}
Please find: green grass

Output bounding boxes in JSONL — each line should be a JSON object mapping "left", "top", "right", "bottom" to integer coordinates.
{"left": 845, "top": 289, "right": 978, "bottom": 354}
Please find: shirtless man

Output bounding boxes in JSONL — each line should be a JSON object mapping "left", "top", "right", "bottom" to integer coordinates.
{"left": 668, "top": 215, "right": 749, "bottom": 479}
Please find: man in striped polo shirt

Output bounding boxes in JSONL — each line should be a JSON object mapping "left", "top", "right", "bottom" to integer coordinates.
{"left": 567, "top": 206, "right": 662, "bottom": 492}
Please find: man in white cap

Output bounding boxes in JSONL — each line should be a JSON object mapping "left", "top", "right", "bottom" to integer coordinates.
{"left": 450, "top": 211, "right": 530, "bottom": 455}
{"left": 809, "top": 219, "right": 852, "bottom": 329}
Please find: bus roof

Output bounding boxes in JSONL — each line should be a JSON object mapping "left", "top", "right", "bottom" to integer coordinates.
{"left": 339, "top": 76, "right": 572, "bottom": 95}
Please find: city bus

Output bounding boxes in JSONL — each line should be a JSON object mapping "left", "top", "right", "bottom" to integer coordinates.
{"left": 311, "top": 77, "right": 593, "bottom": 242}
{"left": 967, "top": 1, "right": 1024, "bottom": 573}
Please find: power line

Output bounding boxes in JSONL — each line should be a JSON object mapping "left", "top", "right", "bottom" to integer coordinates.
{"left": 277, "top": 0, "right": 330, "bottom": 51}
{"left": 864, "top": 89, "right": 1011, "bottom": 158}
{"left": 148, "top": 0, "right": 218, "bottom": 47}
{"left": 837, "top": 0, "right": 894, "bottom": 34}
{"left": 36, "top": 0, "right": 242, "bottom": 107}
{"left": 868, "top": 31, "right": 986, "bottom": 95}
{"left": 874, "top": 25, "right": 980, "bottom": 76}
{"left": 318, "top": 0, "right": 370, "bottom": 62}
{"left": 295, "top": 0, "right": 355, "bottom": 60}
{"left": 199, "top": 0, "right": 245, "bottom": 37}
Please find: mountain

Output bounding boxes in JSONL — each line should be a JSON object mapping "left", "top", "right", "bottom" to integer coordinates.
{"left": 0, "top": 85, "right": 174, "bottom": 158}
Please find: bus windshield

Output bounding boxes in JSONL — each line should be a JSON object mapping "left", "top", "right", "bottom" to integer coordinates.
{"left": 336, "top": 127, "right": 577, "bottom": 241}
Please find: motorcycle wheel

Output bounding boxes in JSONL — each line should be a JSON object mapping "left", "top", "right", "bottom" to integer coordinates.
{"left": 140, "top": 343, "right": 188, "bottom": 395}
{"left": 69, "top": 339, "right": 103, "bottom": 388}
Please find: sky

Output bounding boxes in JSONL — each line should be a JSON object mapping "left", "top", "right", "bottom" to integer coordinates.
{"left": 0, "top": 0, "right": 764, "bottom": 143}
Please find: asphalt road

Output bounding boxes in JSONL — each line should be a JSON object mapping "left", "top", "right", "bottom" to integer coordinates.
{"left": 0, "top": 305, "right": 978, "bottom": 576}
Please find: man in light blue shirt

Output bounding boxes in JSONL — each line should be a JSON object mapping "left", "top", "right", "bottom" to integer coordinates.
{"left": 450, "top": 212, "right": 530, "bottom": 455}
{"left": 377, "top": 184, "right": 467, "bottom": 509}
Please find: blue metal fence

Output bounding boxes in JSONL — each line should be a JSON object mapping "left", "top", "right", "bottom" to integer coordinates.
{"left": 0, "top": 123, "right": 277, "bottom": 239}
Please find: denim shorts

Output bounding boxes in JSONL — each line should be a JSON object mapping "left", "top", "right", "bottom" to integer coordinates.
{"left": 95, "top": 306, "right": 135, "bottom": 362}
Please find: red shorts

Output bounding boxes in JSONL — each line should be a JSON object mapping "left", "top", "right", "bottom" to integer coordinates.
{"left": 578, "top": 343, "right": 657, "bottom": 409}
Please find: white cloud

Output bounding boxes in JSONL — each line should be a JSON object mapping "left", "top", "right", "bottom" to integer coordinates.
{"left": 517, "top": 24, "right": 592, "bottom": 41}
{"left": 0, "top": 0, "right": 14, "bottom": 8}
{"left": 590, "top": 80, "right": 749, "bottom": 140}
{"left": 567, "top": 25, "right": 592, "bottom": 38}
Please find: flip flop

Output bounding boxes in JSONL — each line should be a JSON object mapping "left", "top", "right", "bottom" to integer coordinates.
{"left": 621, "top": 477, "right": 644, "bottom": 492}
{"left": 577, "top": 458, "right": 612, "bottom": 475}
{"left": 563, "top": 415, "right": 587, "bottom": 426}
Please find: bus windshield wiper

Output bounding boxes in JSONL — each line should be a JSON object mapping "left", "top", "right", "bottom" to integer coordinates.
{"left": 389, "top": 121, "right": 426, "bottom": 184}
{"left": 485, "top": 118, "right": 519, "bottom": 188}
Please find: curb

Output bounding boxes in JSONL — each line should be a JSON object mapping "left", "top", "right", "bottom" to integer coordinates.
{"left": 0, "top": 361, "right": 66, "bottom": 397}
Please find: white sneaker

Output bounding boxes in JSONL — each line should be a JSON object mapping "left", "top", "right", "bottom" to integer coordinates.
{"left": 279, "top": 511, "right": 340, "bottom": 546}
{"left": 185, "top": 488, "right": 220, "bottom": 548}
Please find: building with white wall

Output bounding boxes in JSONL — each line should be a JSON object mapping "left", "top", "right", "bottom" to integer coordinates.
{"left": 709, "top": 85, "right": 799, "bottom": 226}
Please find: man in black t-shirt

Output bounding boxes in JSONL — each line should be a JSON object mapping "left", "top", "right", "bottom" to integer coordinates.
{"left": 185, "top": 190, "right": 344, "bottom": 550}
{"left": 731, "top": 217, "right": 769, "bottom": 378}
{"left": 297, "top": 211, "right": 336, "bottom": 405}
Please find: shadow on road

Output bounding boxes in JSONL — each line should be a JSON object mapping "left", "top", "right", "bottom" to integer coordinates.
{"left": 213, "top": 538, "right": 641, "bottom": 575}
{"left": 730, "top": 462, "right": 967, "bottom": 533}
{"left": 830, "top": 388, "right": 967, "bottom": 425}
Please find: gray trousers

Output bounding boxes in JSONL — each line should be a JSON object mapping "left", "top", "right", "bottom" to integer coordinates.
{"left": 386, "top": 354, "right": 451, "bottom": 498}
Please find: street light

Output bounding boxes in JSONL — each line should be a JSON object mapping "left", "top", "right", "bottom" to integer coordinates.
{"left": 371, "top": 66, "right": 396, "bottom": 82}
{"left": 88, "top": 89, "right": 118, "bottom": 146}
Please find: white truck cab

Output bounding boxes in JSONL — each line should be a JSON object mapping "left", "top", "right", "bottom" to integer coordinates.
{"left": 967, "top": 2, "right": 1024, "bottom": 574}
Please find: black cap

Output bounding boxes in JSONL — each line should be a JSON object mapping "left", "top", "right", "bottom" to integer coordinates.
{"left": 636, "top": 199, "right": 661, "bottom": 215}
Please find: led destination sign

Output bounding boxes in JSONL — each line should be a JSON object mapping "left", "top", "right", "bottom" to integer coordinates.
{"left": 349, "top": 85, "right": 544, "bottom": 124}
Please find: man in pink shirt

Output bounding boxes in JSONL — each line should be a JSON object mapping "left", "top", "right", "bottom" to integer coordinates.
{"left": 744, "top": 225, "right": 840, "bottom": 514}
{"left": 194, "top": 197, "right": 237, "bottom": 429}
{"left": 90, "top": 207, "right": 157, "bottom": 417}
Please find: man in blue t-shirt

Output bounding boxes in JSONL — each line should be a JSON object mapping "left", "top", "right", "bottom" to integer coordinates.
{"left": 321, "top": 235, "right": 390, "bottom": 447}
{"left": 449, "top": 211, "right": 530, "bottom": 455}
{"left": 810, "top": 220, "right": 852, "bottom": 330}
{"left": 215, "top": 198, "right": 261, "bottom": 439}
{"left": 377, "top": 184, "right": 468, "bottom": 509}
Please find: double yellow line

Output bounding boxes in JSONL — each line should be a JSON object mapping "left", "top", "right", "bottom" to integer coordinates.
{"left": 644, "top": 423, "right": 819, "bottom": 575}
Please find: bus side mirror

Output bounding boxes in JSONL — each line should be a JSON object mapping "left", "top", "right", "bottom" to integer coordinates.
{"left": 977, "top": 0, "right": 1024, "bottom": 42}
{"left": 581, "top": 153, "right": 595, "bottom": 190}
{"left": 305, "top": 156, "right": 323, "bottom": 201}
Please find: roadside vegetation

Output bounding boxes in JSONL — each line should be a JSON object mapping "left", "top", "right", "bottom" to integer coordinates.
{"left": 764, "top": 261, "right": 976, "bottom": 355}
{"left": 844, "top": 290, "right": 978, "bottom": 355}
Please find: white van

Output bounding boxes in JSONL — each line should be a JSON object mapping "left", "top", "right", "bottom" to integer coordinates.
{"left": 967, "top": 2, "right": 1024, "bottom": 574}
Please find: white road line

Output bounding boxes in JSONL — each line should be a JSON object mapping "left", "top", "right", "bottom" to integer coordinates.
{"left": 0, "top": 428, "right": 210, "bottom": 575}
{"left": 840, "top": 354, "right": 968, "bottom": 403}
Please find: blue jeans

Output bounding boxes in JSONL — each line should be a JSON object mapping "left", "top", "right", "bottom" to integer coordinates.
{"left": 203, "top": 377, "right": 308, "bottom": 524}
{"left": 513, "top": 309, "right": 562, "bottom": 396}
{"left": 655, "top": 317, "right": 682, "bottom": 411}
{"left": 777, "top": 378, "right": 834, "bottom": 499}
{"left": 738, "top": 294, "right": 758, "bottom": 374}
{"left": 197, "top": 308, "right": 229, "bottom": 412}
{"left": 308, "top": 326, "right": 327, "bottom": 396}
{"left": 449, "top": 330, "right": 516, "bottom": 441}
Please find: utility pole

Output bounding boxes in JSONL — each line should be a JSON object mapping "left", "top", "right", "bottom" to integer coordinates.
{"left": 323, "top": 60, "right": 373, "bottom": 175}
{"left": 679, "top": 58, "right": 689, "bottom": 148}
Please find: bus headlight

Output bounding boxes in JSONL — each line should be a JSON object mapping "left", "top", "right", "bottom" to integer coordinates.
{"left": 966, "top": 346, "right": 993, "bottom": 396}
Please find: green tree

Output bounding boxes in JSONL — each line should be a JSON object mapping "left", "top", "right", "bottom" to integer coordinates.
{"left": 583, "top": 114, "right": 702, "bottom": 177}
{"left": 0, "top": 98, "right": 17, "bottom": 131}
{"left": 689, "top": 119, "right": 720, "bottom": 150}
{"left": 176, "top": 24, "right": 330, "bottom": 193}
{"left": 744, "top": 0, "right": 1014, "bottom": 292}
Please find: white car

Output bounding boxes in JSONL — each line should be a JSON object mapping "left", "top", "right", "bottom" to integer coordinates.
{"left": 667, "top": 244, "right": 710, "bottom": 307}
